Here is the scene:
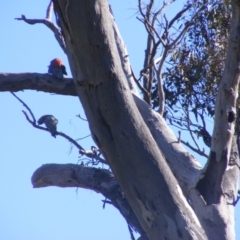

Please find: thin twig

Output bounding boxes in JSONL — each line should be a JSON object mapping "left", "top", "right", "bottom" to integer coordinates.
{"left": 11, "top": 92, "right": 36, "bottom": 123}
{"left": 76, "top": 114, "right": 88, "bottom": 121}
{"left": 185, "top": 107, "right": 202, "bottom": 151}
{"left": 12, "top": 93, "right": 108, "bottom": 165}
{"left": 151, "top": 0, "right": 174, "bottom": 29}
{"left": 168, "top": 2, "right": 193, "bottom": 29}
{"left": 75, "top": 134, "right": 92, "bottom": 141}
{"left": 169, "top": 3, "right": 207, "bottom": 49}
{"left": 131, "top": 67, "right": 149, "bottom": 97}
{"left": 180, "top": 139, "right": 208, "bottom": 158}
{"left": 15, "top": 13, "right": 66, "bottom": 53}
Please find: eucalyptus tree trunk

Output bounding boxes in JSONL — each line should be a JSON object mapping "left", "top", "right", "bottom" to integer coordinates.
{"left": 0, "top": 0, "right": 239, "bottom": 239}
{"left": 48, "top": 0, "right": 240, "bottom": 239}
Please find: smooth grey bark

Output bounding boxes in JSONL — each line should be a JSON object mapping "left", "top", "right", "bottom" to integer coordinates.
{"left": 0, "top": 72, "right": 202, "bottom": 191}
{"left": 0, "top": 73, "right": 76, "bottom": 96}
{"left": 31, "top": 163, "right": 145, "bottom": 236}
{"left": 53, "top": 0, "right": 239, "bottom": 239}
{"left": 53, "top": 0, "right": 206, "bottom": 239}
{"left": 1, "top": 0, "right": 239, "bottom": 239}
{"left": 196, "top": 0, "right": 240, "bottom": 206}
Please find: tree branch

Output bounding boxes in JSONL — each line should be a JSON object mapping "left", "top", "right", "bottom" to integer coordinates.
{"left": 197, "top": 0, "right": 240, "bottom": 204}
{"left": 31, "top": 163, "right": 145, "bottom": 236}
{"left": 167, "top": 2, "right": 193, "bottom": 30}
{"left": 130, "top": 67, "right": 149, "bottom": 97}
{"left": 52, "top": 1, "right": 206, "bottom": 238}
{"left": 0, "top": 71, "right": 202, "bottom": 190}
{"left": 11, "top": 91, "right": 108, "bottom": 165}
{"left": 168, "top": 4, "right": 206, "bottom": 49}
{"left": 46, "top": 0, "right": 54, "bottom": 20}
{"left": 180, "top": 139, "right": 208, "bottom": 158}
{"left": 0, "top": 73, "right": 76, "bottom": 96}
{"left": 11, "top": 92, "right": 37, "bottom": 123}
{"left": 15, "top": 10, "right": 66, "bottom": 53}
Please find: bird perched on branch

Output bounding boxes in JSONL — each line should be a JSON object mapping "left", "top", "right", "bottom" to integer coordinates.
{"left": 38, "top": 115, "right": 58, "bottom": 138}
{"left": 48, "top": 58, "right": 67, "bottom": 79}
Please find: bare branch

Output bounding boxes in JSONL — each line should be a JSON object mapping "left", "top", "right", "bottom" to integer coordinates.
{"left": 137, "top": 0, "right": 208, "bottom": 115}
{"left": 22, "top": 110, "right": 47, "bottom": 131}
{"left": 11, "top": 92, "right": 36, "bottom": 123}
{"left": 0, "top": 73, "right": 76, "bottom": 96}
{"left": 58, "top": 132, "right": 85, "bottom": 151}
{"left": 180, "top": 139, "right": 208, "bottom": 158}
{"left": 76, "top": 114, "right": 88, "bottom": 121}
{"left": 1, "top": 70, "right": 202, "bottom": 189}
{"left": 168, "top": 3, "right": 207, "bottom": 49}
{"left": 31, "top": 163, "right": 145, "bottom": 236}
{"left": 151, "top": 0, "right": 174, "bottom": 27}
{"left": 146, "top": 0, "right": 154, "bottom": 19}
{"left": 137, "top": 0, "right": 144, "bottom": 17}
{"left": 12, "top": 92, "right": 109, "bottom": 165}
{"left": 168, "top": 2, "right": 193, "bottom": 29}
{"left": 15, "top": 14, "right": 66, "bottom": 53}
{"left": 138, "top": 0, "right": 157, "bottom": 105}
{"left": 79, "top": 147, "right": 108, "bottom": 165}
{"left": 46, "top": 1, "right": 53, "bottom": 20}
{"left": 140, "top": 56, "right": 162, "bottom": 75}
{"left": 138, "top": 15, "right": 165, "bottom": 47}
{"left": 21, "top": 108, "right": 86, "bottom": 151}
{"left": 154, "top": 48, "right": 168, "bottom": 115}
{"left": 131, "top": 67, "right": 149, "bottom": 97}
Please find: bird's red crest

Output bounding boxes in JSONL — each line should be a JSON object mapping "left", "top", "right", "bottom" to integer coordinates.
{"left": 53, "top": 58, "right": 62, "bottom": 67}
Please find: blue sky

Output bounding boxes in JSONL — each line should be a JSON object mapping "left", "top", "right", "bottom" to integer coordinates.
{"left": 0, "top": 1, "right": 239, "bottom": 240}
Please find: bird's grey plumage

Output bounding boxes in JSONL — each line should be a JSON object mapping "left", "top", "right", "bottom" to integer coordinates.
{"left": 48, "top": 65, "right": 67, "bottom": 79}
{"left": 38, "top": 115, "right": 58, "bottom": 138}
{"left": 48, "top": 58, "right": 67, "bottom": 79}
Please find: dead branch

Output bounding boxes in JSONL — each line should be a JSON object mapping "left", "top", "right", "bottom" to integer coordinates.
{"left": 130, "top": 67, "right": 149, "bottom": 97}
{"left": 168, "top": 5, "right": 206, "bottom": 49}
{"left": 79, "top": 147, "right": 108, "bottom": 165}
{"left": 2, "top": 70, "right": 203, "bottom": 181}
{"left": 15, "top": 4, "right": 66, "bottom": 54}
{"left": 46, "top": 1, "right": 53, "bottom": 20}
{"left": 11, "top": 92, "right": 36, "bottom": 123}
{"left": 137, "top": 0, "right": 208, "bottom": 115}
{"left": 76, "top": 114, "right": 88, "bottom": 121}
{"left": 11, "top": 92, "right": 108, "bottom": 165}
{"left": 167, "top": 3, "right": 193, "bottom": 30}
{"left": 165, "top": 108, "right": 210, "bottom": 156}
{"left": 1, "top": 70, "right": 202, "bottom": 188}
{"left": 180, "top": 139, "right": 208, "bottom": 158}
{"left": 0, "top": 72, "right": 76, "bottom": 96}
{"left": 31, "top": 163, "right": 145, "bottom": 236}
